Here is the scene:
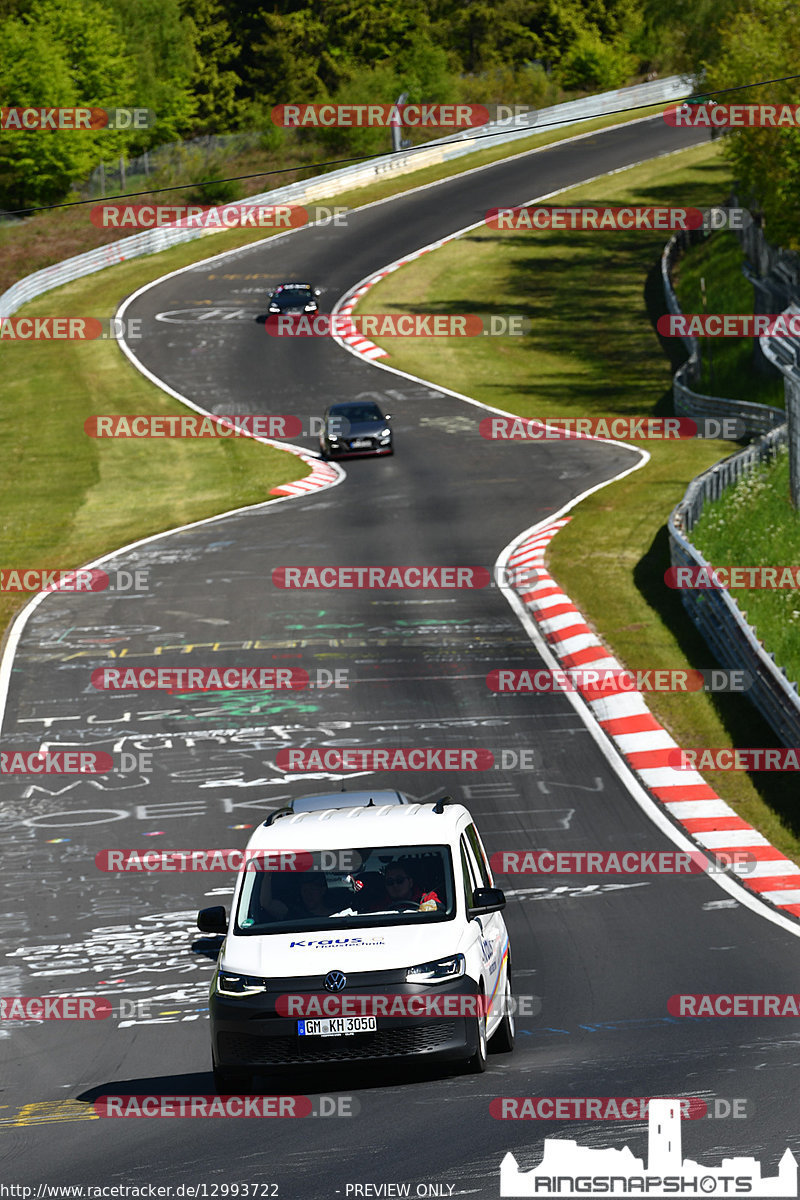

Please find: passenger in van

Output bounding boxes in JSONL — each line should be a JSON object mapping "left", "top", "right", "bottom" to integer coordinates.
{"left": 296, "top": 872, "right": 336, "bottom": 918}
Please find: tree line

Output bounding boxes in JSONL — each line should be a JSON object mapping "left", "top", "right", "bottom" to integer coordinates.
{"left": 0, "top": 0, "right": 797, "bottom": 247}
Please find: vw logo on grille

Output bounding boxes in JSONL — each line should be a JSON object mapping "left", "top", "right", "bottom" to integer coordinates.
{"left": 324, "top": 970, "right": 346, "bottom": 992}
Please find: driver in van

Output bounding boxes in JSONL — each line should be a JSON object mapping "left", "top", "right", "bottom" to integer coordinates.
{"left": 381, "top": 859, "right": 442, "bottom": 911}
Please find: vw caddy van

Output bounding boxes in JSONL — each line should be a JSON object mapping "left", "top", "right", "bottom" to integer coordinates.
{"left": 198, "top": 796, "right": 513, "bottom": 1091}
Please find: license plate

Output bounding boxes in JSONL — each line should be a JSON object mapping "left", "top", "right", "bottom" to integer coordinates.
{"left": 350, "top": 439, "right": 372, "bottom": 448}
{"left": 298, "top": 1017, "right": 377, "bottom": 1037}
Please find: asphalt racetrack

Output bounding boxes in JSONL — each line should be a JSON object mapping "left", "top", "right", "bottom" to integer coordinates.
{"left": 2, "top": 116, "right": 799, "bottom": 1197}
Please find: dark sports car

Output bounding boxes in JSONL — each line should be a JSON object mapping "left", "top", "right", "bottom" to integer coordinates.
{"left": 267, "top": 283, "right": 320, "bottom": 315}
{"left": 319, "top": 400, "right": 393, "bottom": 459}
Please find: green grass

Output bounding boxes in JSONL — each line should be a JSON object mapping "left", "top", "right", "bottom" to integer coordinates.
{"left": 353, "top": 138, "right": 800, "bottom": 859}
{"left": 0, "top": 256, "right": 303, "bottom": 642}
{"left": 673, "top": 229, "right": 786, "bottom": 408}
{"left": 691, "top": 445, "right": 800, "bottom": 685}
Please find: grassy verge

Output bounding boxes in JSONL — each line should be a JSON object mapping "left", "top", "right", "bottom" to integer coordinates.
{"left": 673, "top": 229, "right": 786, "bottom": 408}
{"left": 0, "top": 100, "right": 675, "bottom": 296}
{"left": 0, "top": 99, "right": 679, "bottom": 646}
{"left": 691, "top": 445, "right": 800, "bottom": 684}
{"left": 0, "top": 254, "right": 302, "bottom": 641}
{"left": 352, "top": 138, "right": 800, "bottom": 859}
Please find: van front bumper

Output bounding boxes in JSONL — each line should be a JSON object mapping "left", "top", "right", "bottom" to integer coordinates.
{"left": 210, "top": 972, "right": 483, "bottom": 1070}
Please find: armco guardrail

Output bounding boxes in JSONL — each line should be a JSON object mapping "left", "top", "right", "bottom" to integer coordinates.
{"left": 664, "top": 231, "right": 800, "bottom": 746}
{"left": 661, "top": 229, "right": 785, "bottom": 435}
{"left": 668, "top": 425, "right": 800, "bottom": 748}
{"left": 759, "top": 302, "right": 800, "bottom": 509}
{"left": 0, "top": 75, "right": 694, "bottom": 320}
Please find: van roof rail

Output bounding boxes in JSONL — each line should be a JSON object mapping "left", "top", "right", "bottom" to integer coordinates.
{"left": 263, "top": 806, "right": 293, "bottom": 827}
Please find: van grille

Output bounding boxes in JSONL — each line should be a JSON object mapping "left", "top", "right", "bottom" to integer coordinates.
{"left": 220, "top": 1023, "right": 457, "bottom": 1065}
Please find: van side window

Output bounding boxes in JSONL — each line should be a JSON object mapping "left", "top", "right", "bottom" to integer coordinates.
{"left": 460, "top": 840, "right": 479, "bottom": 902}
{"left": 460, "top": 837, "right": 480, "bottom": 908}
{"left": 465, "top": 824, "right": 492, "bottom": 887}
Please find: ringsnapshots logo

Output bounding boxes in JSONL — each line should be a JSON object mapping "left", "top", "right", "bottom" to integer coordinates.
{"left": 498, "top": 1097, "right": 796, "bottom": 1197}
{"left": 480, "top": 416, "right": 746, "bottom": 441}
{"left": 0, "top": 107, "right": 154, "bottom": 130}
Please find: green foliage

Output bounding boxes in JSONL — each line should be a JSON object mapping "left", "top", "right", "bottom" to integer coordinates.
{"left": 0, "top": 0, "right": 133, "bottom": 208}
{"left": 560, "top": 27, "right": 636, "bottom": 90}
{"left": 699, "top": 0, "right": 800, "bottom": 250}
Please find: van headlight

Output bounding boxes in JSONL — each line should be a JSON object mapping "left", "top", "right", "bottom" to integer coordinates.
{"left": 216, "top": 971, "right": 268, "bottom": 997}
{"left": 406, "top": 954, "right": 465, "bottom": 983}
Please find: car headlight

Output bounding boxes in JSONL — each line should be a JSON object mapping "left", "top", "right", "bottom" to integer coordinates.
{"left": 379, "top": 428, "right": 391, "bottom": 440}
{"left": 268, "top": 304, "right": 280, "bottom": 313}
{"left": 304, "top": 302, "right": 317, "bottom": 312}
{"left": 216, "top": 971, "right": 268, "bottom": 997}
{"left": 406, "top": 954, "right": 465, "bottom": 984}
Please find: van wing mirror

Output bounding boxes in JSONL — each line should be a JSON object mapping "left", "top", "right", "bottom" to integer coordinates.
{"left": 468, "top": 886, "right": 506, "bottom": 917}
{"left": 197, "top": 905, "right": 228, "bottom": 933}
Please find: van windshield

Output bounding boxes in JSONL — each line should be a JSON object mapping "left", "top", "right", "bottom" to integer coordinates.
{"left": 235, "top": 844, "right": 455, "bottom": 933}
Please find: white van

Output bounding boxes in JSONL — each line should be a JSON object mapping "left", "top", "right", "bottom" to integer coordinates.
{"left": 198, "top": 797, "right": 514, "bottom": 1091}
